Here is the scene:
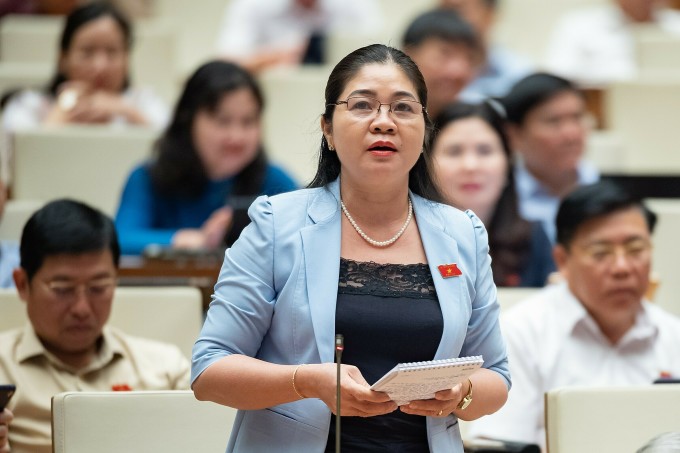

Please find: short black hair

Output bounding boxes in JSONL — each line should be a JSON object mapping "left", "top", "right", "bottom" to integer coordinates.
{"left": 556, "top": 181, "right": 657, "bottom": 248}
{"left": 402, "top": 8, "right": 480, "bottom": 53}
{"left": 20, "top": 199, "right": 121, "bottom": 281}
{"left": 502, "top": 72, "right": 581, "bottom": 125}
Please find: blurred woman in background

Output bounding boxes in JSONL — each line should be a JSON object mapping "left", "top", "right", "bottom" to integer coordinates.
{"left": 115, "top": 60, "right": 298, "bottom": 255}
{"left": 2, "top": 2, "right": 168, "bottom": 129}
{"left": 432, "top": 101, "right": 554, "bottom": 287}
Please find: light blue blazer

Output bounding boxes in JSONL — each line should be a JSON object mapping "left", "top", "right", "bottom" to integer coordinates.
{"left": 192, "top": 179, "right": 510, "bottom": 453}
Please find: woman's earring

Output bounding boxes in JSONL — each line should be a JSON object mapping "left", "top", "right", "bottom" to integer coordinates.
{"left": 329, "top": 144, "right": 335, "bottom": 151}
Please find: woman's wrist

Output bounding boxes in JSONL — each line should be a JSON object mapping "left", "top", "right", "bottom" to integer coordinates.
{"left": 291, "top": 363, "right": 319, "bottom": 400}
{"left": 292, "top": 364, "right": 307, "bottom": 399}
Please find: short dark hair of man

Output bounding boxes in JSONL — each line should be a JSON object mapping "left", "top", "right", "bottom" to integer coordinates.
{"left": 20, "top": 199, "right": 121, "bottom": 281}
{"left": 556, "top": 181, "right": 657, "bottom": 248}
{"left": 402, "top": 8, "right": 480, "bottom": 53}
{"left": 501, "top": 72, "right": 582, "bottom": 125}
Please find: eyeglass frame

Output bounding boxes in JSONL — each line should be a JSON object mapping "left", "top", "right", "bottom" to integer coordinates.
{"left": 577, "top": 238, "right": 653, "bottom": 266}
{"left": 42, "top": 277, "right": 118, "bottom": 303}
{"left": 326, "top": 95, "right": 428, "bottom": 120}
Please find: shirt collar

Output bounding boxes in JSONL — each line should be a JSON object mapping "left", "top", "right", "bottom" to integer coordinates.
{"left": 16, "top": 324, "right": 126, "bottom": 373}
{"left": 556, "top": 283, "right": 658, "bottom": 346}
{"left": 515, "top": 158, "right": 600, "bottom": 199}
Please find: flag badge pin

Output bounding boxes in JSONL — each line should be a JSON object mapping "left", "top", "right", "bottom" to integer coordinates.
{"left": 438, "top": 263, "right": 462, "bottom": 278}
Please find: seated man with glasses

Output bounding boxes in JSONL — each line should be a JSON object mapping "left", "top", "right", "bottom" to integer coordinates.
{"left": 467, "top": 181, "right": 680, "bottom": 449}
{"left": 0, "top": 199, "right": 190, "bottom": 453}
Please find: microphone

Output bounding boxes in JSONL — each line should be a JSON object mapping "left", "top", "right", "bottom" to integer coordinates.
{"left": 335, "top": 334, "right": 344, "bottom": 453}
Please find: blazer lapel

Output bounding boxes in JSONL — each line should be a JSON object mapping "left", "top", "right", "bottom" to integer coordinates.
{"left": 301, "top": 181, "right": 342, "bottom": 363}
{"left": 412, "top": 194, "right": 467, "bottom": 360}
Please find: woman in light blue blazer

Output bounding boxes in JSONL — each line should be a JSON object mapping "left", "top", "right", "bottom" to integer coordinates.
{"left": 192, "top": 44, "right": 511, "bottom": 453}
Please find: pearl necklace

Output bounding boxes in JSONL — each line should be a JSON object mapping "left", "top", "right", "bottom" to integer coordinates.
{"left": 340, "top": 197, "right": 413, "bottom": 247}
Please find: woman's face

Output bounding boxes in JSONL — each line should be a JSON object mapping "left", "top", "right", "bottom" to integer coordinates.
{"left": 192, "top": 88, "right": 262, "bottom": 180}
{"left": 511, "top": 91, "right": 587, "bottom": 178}
{"left": 433, "top": 117, "right": 507, "bottom": 216}
{"left": 59, "top": 16, "right": 128, "bottom": 92}
{"left": 322, "top": 62, "right": 426, "bottom": 187}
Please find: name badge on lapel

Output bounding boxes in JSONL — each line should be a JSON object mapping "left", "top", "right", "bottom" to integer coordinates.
{"left": 438, "top": 263, "right": 462, "bottom": 278}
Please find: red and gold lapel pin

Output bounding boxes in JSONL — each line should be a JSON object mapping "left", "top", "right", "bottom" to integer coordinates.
{"left": 438, "top": 263, "right": 462, "bottom": 278}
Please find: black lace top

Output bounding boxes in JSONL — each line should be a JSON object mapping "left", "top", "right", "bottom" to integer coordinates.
{"left": 325, "top": 258, "right": 443, "bottom": 452}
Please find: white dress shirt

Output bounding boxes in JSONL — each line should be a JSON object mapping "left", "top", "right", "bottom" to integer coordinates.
{"left": 544, "top": 4, "right": 680, "bottom": 86}
{"left": 468, "top": 282, "right": 680, "bottom": 449}
{"left": 215, "top": 0, "right": 382, "bottom": 58}
{"left": 514, "top": 158, "right": 599, "bottom": 243}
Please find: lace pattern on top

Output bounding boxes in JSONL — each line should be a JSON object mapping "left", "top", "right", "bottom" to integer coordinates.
{"left": 338, "top": 258, "right": 436, "bottom": 299}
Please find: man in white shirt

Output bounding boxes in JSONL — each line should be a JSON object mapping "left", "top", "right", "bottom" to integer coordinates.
{"left": 214, "top": 0, "right": 382, "bottom": 73}
{"left": 468, "top": 181, "right": 680, "bottom": 449}
{"left": 544, "top": 0, "right": 680, "bottom": 86}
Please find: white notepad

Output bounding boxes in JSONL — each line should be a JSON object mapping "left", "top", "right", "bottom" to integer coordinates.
{"left": 370, "top": 356, "right": 483, "bottom": 405}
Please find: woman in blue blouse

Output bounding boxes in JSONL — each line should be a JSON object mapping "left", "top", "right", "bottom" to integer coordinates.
{"left": 115, "top": 61, "right": 297, "bottom": 255}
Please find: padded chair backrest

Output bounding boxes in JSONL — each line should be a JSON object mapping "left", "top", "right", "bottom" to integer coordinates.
{"left": 0, "top": 199, "right": 44, "bottom": 242}
{"left": 646, "top": 198, "right": 680, "bottom": 318}
{"left": 496, "top": 287, "right": 541, "bottom": 314}
{"left": 12, "top": 126, "right": 158, "bottom": 216}
{"left": 545, "top": 385, "right": 680, "bottom": 453}
{"left": 0, "top": 286, "right": 202, "bottom": 359}
{"left": 52, "top": 390, "right": 235, "bottom": 453}
{"left": 606, "top": 79, "right": 680, "bottom": 173}
{"left": 259, "top": 66, "right": 331, "bottom": 185}
{"left": 634, "top": 25, "right": 680, "bottom": 78}
{"left": 0, "top": 62, "right": 51, "bottom": 100}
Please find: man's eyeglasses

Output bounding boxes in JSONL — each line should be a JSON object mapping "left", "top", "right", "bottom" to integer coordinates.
{"left": 44, "top": 278, "right": 117, "bottom": 302}
{"left": 328, "top": 96, "right": 426, "bottom": 121}
{"left": 581, "top": 239, "right": 652, "bottom": 265}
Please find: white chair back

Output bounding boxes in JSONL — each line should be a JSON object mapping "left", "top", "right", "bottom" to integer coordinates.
{"left": 0, "top": 199, "right": 44, "bottom": 242}
{"left": 259, "top": 66, "right": 331, "bottom": 185}
{"left": 646, "top": 198, "right": 680, "bottom": 318}
{"left": 634, "top": 25, "right": 680, "bottom": 78}
{"left": 0, "top": 286, "right": 202, "bottom": 359}
{"left": 12, "top": 126, "right": 157, "bottom": 216}
{"left": 605, "top": 79, "right": 680, "bottom": 174}
{"left": 496, "top": 287, "right": 541, "bottom": 314}
{"left": 52, "top": 390, "right": 235, "bottom": 453}
{"left": 545, "top": 385, "right": 680, "bottom": 453}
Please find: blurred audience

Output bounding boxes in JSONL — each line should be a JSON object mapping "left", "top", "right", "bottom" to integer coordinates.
{"left": 439, "top": 0, "right": 533, "bottom": 101}
{"left": 0, "top": 2, "right": 168, "bottom": 185}
{"left": 115, "top": 61, "right": 298, "bottom": 255}
{"left": 402, "top": 8, "right": 483, "bottom": 119}
{"left": 502, "top": 72, "right": 598, "bottom": 242}
{"left": 215, "top": 0, "right": 382, "bottom": 73}
{"left": 432, "top": 102, "right": 554, "bottom": 287}
{"left": 0, "top": 199, "right": 189, "bottom": 453}
{"left": 0, "top": 0, "right": 154, "bottom": 18}
{"left": 0, "top": 175, "right": 20, "bottom": 288}
{"left": 468, "top": 181, "right": 680, "bottom": 449}
{"left": 2, "top": 3, "right": 168, "bottom": 129}
{"left": 545, "top": 0, "right": 680, "bottom": 86}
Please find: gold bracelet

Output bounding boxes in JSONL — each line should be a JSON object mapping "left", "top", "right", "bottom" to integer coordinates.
{"left": 292, "top": 364, "right": 307, "bottom": 399}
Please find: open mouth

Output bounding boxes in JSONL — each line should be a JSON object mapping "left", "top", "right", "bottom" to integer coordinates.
{"left": 368, "top": 141, "right": 397, "bottom": 153}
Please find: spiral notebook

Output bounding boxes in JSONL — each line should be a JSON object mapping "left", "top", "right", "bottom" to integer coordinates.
{"left": 371, "top": 355, "right": 483, "bottom": 405}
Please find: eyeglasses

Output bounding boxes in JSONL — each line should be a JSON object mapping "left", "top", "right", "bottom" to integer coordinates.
{"left": 580, "top": 239, "right": 652, "bottom": 265}
{"left": 328, "top": 96, "right": 426, "bottom": 120}
{"left": 44, "top": 278, "right": 117, "bottom": 303}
